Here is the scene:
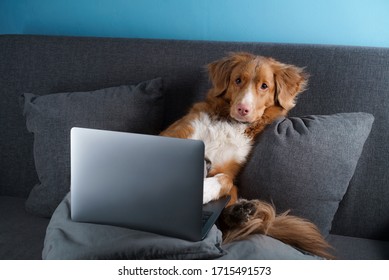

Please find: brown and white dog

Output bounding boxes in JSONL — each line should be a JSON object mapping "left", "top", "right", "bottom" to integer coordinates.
{"left": 161, "top": 52, "right": 333, "bottom": 259}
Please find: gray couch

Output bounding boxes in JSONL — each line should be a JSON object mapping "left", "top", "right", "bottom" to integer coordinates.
{"left": 1, "top": 35, "right": 388, "bottom": 260}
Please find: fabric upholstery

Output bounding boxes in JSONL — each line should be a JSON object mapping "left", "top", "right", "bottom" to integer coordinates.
{"left": 327, "top": 234, "right": 389, "bottom": 260}
{"left": 220, "top": 234, "right": 322, "bottom": 260}
{"left": 43, "top": 193, "right": 321, "bottom": 260}
{"left": 0, "top": 196, "right": 49, "bottom": 260}
{"left": 43, "top": 193, "right": 225, "bottom": 260}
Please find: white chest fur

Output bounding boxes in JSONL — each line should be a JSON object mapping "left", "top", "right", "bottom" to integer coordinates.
{"left": 190, "top": 112, "right": 253, "bottom": 167}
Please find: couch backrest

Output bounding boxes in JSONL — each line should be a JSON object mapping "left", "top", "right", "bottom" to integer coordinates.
{"left": 1, "top": 35, "right": 388, "bottom": 240}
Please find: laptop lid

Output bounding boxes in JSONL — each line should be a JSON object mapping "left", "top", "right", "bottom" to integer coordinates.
{"left": 71, "top": 127, "right": 208, "bottom": 241}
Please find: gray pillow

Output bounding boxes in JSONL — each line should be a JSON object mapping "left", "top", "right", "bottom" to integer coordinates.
{"left": 43, "top": 193, "right": 225, "bottom": 260}
{"left": 220, "top": 234, "right": 322, "bottom": 260}
{"left": 238, "top": 113, "right": 374, "bottom": 236}
{"left": 43, "top": 193, "right": 320, "bottom": 260}
{"left": 21, "top": 78, "right": 164, "bottom": 217}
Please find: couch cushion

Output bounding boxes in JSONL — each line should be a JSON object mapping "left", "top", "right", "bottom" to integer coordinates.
{"left": 239, "top": 113, "right": 374, "bottom": 236}
{"left": 327, "top": 234, "right": 389, "bottom": 260}
{"left": 21, "top": 78, "right": 164, "bottom": 217}
{"left": 0, "top": 196, "right": 49, "bottom": 260}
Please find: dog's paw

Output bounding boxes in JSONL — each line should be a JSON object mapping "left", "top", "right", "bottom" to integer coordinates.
{"left": 220, "top": 199, "right": 257, "bottom": 228}
{"left": 203, "top": 175, "right": 222, "bottom": 204}
{"left": 244, "top": 121, "right": 266, "bottom": 138}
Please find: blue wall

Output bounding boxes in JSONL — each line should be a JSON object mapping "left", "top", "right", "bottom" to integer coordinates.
{"left": 1, "top": 0, "right": 389, "bottom": 47}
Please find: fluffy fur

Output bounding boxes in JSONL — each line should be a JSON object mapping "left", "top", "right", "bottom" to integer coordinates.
{"left": 160, "top": 52, "right": 333, "bottom": 259}
{"left": 219, "top": 199, "right": 334, "bottom": 259}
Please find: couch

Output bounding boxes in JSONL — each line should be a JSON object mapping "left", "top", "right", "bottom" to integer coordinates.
{"left": 1, "top": 35, "right": 388, "bottom": 260}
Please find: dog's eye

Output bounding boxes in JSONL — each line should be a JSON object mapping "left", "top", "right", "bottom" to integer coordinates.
{"left": 260, "top": 83, "right": 268, "bottom": 90}
{"left": 235, "top": 78, "right": 242, "bottom": 85}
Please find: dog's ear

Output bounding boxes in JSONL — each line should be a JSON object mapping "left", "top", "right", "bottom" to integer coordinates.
{"left": 207, "top": 52, "right": 253, "bottom": 98}
{"left": 272, "top": 61, "right": 309, "bottom": 111}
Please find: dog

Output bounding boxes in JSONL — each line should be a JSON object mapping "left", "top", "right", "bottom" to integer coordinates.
{"left": 160, "top": 52, "right": 333, "bottom": 259}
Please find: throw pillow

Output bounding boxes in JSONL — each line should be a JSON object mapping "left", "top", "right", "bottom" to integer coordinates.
{"left": 220, "top": 234, "right": 322, "bottom": 260}
{"left": 21, "top": 78, "right": 164, "bottom": 217}
{"left": 43, "top": 193, "right": 225, "bottom": 260}
{"left": 238, "top": 113, "right": 374, "bottom": 235}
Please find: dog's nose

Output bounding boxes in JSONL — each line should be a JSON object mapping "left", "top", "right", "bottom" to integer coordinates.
{"left": 237, "top": 104, "right": 250, "bottom": 116}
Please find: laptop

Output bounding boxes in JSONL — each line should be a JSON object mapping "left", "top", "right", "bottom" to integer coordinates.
{"left": 70, "top": 127, "right": 230, "bottom": 241}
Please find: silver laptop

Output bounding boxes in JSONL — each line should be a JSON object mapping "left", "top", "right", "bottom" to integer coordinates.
{"left": 70, "top": 127, "right": 230, "bottom": 241}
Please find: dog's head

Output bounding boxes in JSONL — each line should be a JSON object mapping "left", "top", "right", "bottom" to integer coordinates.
{"left": 207, "top": 52, "right": 308, "bottom": 123}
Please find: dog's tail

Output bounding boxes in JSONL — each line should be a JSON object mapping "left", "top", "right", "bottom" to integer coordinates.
{"left": 222, "top": 200, "right": 334, "bottom": 259}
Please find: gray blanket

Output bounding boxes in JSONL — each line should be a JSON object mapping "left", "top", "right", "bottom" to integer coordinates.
{"left": 43, "top": 193, "right": 320, "bottom": 260}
